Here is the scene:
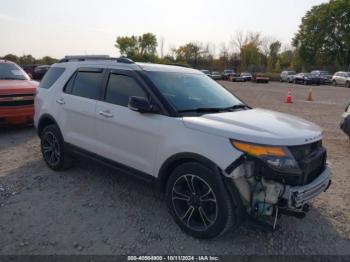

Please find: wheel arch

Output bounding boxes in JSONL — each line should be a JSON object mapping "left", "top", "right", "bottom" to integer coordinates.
{"left": 37, "top": 114, "right": 60, "bottom": 138}
{"left": 157, "top": 152, "right": 222, "bottom": 193}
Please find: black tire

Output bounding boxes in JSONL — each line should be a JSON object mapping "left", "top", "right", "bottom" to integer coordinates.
{"left": 166, "top": 162, "right": 238, "bottom": 239}
{"left": 40, "top": 124, "right": 72, "bottom": 171}
{"left": 346, "top": 81, "right": 350, "bottom": 88}
{"left": 333, "top": 80, "right": 337, "bottom": 86}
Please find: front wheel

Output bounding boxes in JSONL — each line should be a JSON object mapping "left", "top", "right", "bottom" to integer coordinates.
{"left": 40, "top": 124, "right": 72, "bottom": 171}
{"left": 346, "top": 81, "right": 350, "bottom": 88}
{"left": 166, "top": 162, "right": 238, "bottom": 239}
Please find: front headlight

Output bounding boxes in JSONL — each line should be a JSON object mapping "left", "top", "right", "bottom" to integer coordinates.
{"left": 231, "top": 140, "right": 301, "bottom": 175}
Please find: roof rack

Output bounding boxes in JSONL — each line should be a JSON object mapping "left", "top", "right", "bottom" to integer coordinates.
{"left": 165, "top": 63, "right": 192, "bottom": 68}
{"left": 58, "top": 55, "right": 134, "bottom": 64}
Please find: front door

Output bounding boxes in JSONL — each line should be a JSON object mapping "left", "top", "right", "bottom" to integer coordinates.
{"left": 95, "top": 70, "right": 163, "bottom": 175}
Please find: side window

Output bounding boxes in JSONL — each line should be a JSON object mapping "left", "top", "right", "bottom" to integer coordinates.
{"left": 105, "top": 73, "right": 147, "bottom": 107}
{"left": 64, "top": 72, "right": 76, "bottom": 94}
{"left": 39, "top": 67, "right": 65, "bottom": 89}
{"left": 68, "top": 71, "right": 103, "bottom": 100}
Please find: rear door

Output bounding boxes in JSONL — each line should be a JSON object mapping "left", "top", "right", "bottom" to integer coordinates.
{"left": 339, "top": 73, "right": 347, "bottom": 85}
{"left": 57, "top": 67, "right": 104, "bottom": 153}
{"left": 95, "top": 69, "right": 163, "bottom": 175}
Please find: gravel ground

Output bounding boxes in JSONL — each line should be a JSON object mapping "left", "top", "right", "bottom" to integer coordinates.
{"left": 0, "top": 81, "right": 349, "bottom": 255}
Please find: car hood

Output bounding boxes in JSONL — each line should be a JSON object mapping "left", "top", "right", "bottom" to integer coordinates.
{"left": 0, "top": 80, "right": 38, "bottom": 95}
{"left": 182, "top": 108, "right": 323, "bottom": 146}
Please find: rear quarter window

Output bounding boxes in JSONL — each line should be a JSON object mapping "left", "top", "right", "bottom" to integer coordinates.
{"left": 39, "top": 67, "right": 65, "bottom": 89}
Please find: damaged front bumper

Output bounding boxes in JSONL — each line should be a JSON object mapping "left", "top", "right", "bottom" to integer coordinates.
{"left": 282, "top": 167, "right": 331, "bottom": 209}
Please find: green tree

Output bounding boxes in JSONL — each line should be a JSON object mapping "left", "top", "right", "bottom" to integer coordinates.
{"left": 138, "top": 33, "right": 157, "bottom": 56}
{"left": 174, "top": 43, "right": 201, "bottom": 67}
{"left": 18, "top": 55, "right": 36, "bottom": 66}
{"left": 2, "top": 54, "right": 19, "bottom": 64}
{"left": 293, "top": 0, "right": 350, "bottom": 70}
{"left": 279, "top": 50, "right": 294, "bottom": 70}
{"left": 37, "top": 56, "right": 58, "bottom": 65}
{"left": 267, "top": 41, "right": 281, "bottom": 71}
{"left": 115, "top": 33, "right": 158, "bottom": 62}
{"left": 240, "top": 42, "right": 261, "bottom": 72}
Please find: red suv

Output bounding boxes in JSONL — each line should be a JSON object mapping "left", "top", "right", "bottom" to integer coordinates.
{"left": 0, "top": 60, "right": 38, "bottom": 124}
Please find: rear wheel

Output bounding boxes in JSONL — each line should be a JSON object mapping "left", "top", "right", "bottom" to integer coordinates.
{"left": 346, "top": 81, "right": 350, "bottom": 88}
{"left": 40, "top": 125, "right": 72, "bottom": 171}
{"left": 166, "top": 162, "right": 238, "bottom": 238}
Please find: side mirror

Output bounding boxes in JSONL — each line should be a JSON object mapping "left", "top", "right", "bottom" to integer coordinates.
{"left": 128, "top": 96, "right": 158, "bottom": 113}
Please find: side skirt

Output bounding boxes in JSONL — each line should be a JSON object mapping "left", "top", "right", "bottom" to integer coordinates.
{"left": 65, "top": 143, "right": 156, "bottom": 186}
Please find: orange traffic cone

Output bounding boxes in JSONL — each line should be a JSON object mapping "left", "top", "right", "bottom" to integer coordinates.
{"left": 307, "top": 88, "right": 314, "bottom": 101}
{"left": 286, "top": 89, "right": 293, "bottom": 103}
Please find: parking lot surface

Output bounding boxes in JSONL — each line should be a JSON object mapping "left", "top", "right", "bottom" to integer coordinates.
{"left": 0, "top": 81, "right": 349, "bottom": 255}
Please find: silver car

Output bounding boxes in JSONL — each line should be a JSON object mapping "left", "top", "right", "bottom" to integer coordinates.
{"left": 280, "top": 71, "right": 296, "bottom": 83}
{"left": 332, "top": 71, "right": 350, "bottom": 87}
{"left": 211, "top": 71, "right": 222, "bottom": 80}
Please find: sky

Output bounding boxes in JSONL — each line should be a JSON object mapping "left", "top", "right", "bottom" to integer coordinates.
{"left": 0, "top": 0, "right": 328, "bottom": 59}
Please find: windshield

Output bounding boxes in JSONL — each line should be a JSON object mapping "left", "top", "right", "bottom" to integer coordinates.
{"left": 241, "top": 72, "right": 251, "bottom": 76}
{"left": 320, "top": 71, "right": 329, "bottom": 75}
{"left": 288, "top": 71, "right": 296, "bottom": 75}
{"left": 212, "top": 72, "right": 219, "bottom": 75}
{"left": 146, "top": 71, "right": 243, "bottom": 112}
{"left": 224, "top": 70, "right": 233, "bottom": 74}
{"left": 0, "top": 63, "right": 29, "bottom": 80}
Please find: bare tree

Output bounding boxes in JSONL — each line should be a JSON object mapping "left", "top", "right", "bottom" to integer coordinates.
{"left": 231, "top": 31, "right": 246, "bottom": 52}
{"left": 261, "top": 36, "right": 277, "bottom": 57}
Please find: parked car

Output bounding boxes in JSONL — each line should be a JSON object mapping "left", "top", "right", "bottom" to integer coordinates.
{"left": 280, "top": 71, "right": 296, "bottom": 83}
{"left": 241, "top": 72, "right": 252, "bottom": 81}
{"left": 332, "top": 71, "right": 350, "bottom": 87}
{"left": 252, "top": 73, "right": 269, "bottom": 83}
{"left": 310, "top": 70, "right": 332, "bottom": 84}
{"left": 200, "top": 69, "right": 211, "bottom": 78}
{"left": 341, "top": 102, "right": 350, "bottom": 139}
{"left": 35, "top": 55, "right": 331, "bottom": 239}
{"left": 230, "top": 73, "right": 245, "bottom": 82}
{"left": 33, "top": 65, "right": 50, "bottom": 80}
{"left": 211, "top": 71, "right": 221, "bottom": 80}
{"left": 293, "top": 73, "right": 321, "bottom": 85}
{"left": 22, "top": 64, "right": 38, "bottom": 77}
{"left": 0, "top": 60, "right": 38, "bottom": 124}
{"left": 222, "top": 69, "right": 235, "bottom": 80}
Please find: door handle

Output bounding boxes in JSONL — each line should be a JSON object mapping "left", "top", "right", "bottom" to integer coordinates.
{"left": 99, "top": 110, "right": 114, "bottom": 118}
{"left": 56, "top": 98, "right": 65, "bottom": 105}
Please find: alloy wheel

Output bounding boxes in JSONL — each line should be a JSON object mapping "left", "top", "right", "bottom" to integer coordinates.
{"left": 171, "top": 174, "right": 218, "bottom": 232}
{"left": 42, "top": 131, "right": 61, "bottom": 166}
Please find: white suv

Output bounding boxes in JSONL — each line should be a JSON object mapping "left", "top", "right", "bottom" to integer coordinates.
{"left": 34, "top": 55, "right": 331, "bottom": 239}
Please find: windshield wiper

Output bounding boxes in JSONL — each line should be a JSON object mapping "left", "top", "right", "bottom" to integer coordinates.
{"left": 222, "top": 104, "right": 248, "bottom": 110}
{"left": 178, "top": 104, "right": 247, "bottom": 113}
